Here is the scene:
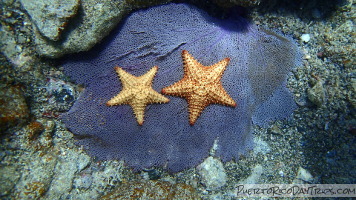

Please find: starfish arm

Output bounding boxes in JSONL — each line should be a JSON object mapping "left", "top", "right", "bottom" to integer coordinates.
{"left": 130, "top": 100, "right": 147, "bottom": 125}
{"left": 207, "top": 58, "right": 230, "bottom": 82}
{"left": 116, "top": 67, "right": 138, "bottom": 88}
{"left": 106, "top": 89, "right": 135, "bottom": 106}
{"left": 208, "top": 86, "right": 237, "bottom": 107}
{"left": 161, "top": 79, "right": 194, "bottom": 97}
{"left": 187, "top": 95, "right": 210, "bottom": 125}
{"left": 182, "top": 50, "right": 203, "bottom": 79}
{"left": 139, "top": 66, "right": 158, "bottom": 87}
{"left": 147, "top": 89, "right": 170, "bottom": 104}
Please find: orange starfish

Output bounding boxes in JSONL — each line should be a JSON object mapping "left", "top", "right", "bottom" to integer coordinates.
{"left": 162, "top": 50, "right": 237, "bottom": 125}
{"left": 106, "top": 66, "right": 169, "bottom": 125}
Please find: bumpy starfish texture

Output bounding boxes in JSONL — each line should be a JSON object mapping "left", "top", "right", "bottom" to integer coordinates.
{"left": 162, "top": 50, "right": 237, "bottom": 125}
{"left": 106, "top": 66, "right": 169, "bottom": 125}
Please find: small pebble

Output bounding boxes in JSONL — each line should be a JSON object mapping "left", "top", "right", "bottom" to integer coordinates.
{"left": 197, "top": 157, "right": 227, "bottom": 190}
{"left": 300, "top": 34, "right": 311, "bottom": 43}
{"left": 307, "top": 79, "right": 325, "bottom": 107}
{"left": 294, "top": 167, "right": 314, "bottom": 183}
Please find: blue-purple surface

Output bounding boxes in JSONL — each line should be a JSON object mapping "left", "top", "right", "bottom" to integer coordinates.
{"left": 60, "top": 3, "right": 301, "bottom": 172}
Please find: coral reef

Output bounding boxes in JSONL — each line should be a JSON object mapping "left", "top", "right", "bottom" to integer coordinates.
{"left": 0, "top": 0, "right": 354, "bottom": 199}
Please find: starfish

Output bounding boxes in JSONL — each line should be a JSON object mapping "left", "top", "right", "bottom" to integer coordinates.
{"left": 162, "top": 50, "right": 237, "bottom": 125}
{"left": 106, "top": 66, "right": 169, "bottom": 125}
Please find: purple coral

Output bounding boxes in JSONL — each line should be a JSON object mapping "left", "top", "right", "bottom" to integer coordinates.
{"left": 60, "top": 3, "right": 301, "bottom": 172}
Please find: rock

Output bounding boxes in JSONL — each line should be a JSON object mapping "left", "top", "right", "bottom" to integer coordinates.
{"left": 0, "top": 26, "right": 23, "bottom": 62}
{"left": 307, "top": 79, "right": 325, "bottom": 107}
{"left": 33, "top": 0, "right": 128, "bottom": 58}
{"left": 46, "top": 148, "right": 91, "bottom": 199}
{"left": 0, "top": 165, "right": 21, "bottom": 196}
{"left": 76, "top": 153, "right": 91, "bottom": 172}
{"left": 253, "top": 137, "right": 271, "bottom": 155}
{"left": 239, "top": 164, "right": 263, "bottom": 184}
{"left": 14, "top": 153, "right": 58, "bottom": 199}
{"left": 293, "top": 167, "right": 313, "bottom": 183}
{"left": 26, "top": 121, "right": 45, "bottom": 141}
{"left": 30, "top": 0, "right": 171, "bottom": 58}
{"left": 21, "top": 119, "right": 55, "bottom": 152}
{"left": 270, "top": 124, "right": 282, "bottom": 134}
{"left": 93, "top": 161, "right": 123, "bottom": 187}
{"left": 300, "top": 34, "right": 311, "bottom": 43}
{"left": 0, "top": 85, "right": 30, "bottom": 133}
{"left": 100, "top": 180, "right": 199, "bottom": 200}
{"left": 19, "top": 0, "right": 80, "bottom": 41}
{"left": 197, "top": 157, "right": 227, "bottom": 190}
{"left": 73, "top": 173, "right": 93, "bottom": 190}
{"left": 349, "top": 77, "right": 356, "bottom": 107}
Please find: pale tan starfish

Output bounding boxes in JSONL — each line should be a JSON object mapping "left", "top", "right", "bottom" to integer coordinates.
{"left": 106, "top": 66, "right": 169, "bottom": 125}
{"left": 162, "top": 50, "right": 237, "bottom": 125}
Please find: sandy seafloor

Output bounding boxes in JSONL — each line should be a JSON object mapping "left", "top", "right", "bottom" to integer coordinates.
{"left": 0, "top": 0, "right": 355, "bottom": 199}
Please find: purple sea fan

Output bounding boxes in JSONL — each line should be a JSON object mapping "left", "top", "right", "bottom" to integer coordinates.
{"left": 60, "top": 3, "right": 302, "bottom": 172}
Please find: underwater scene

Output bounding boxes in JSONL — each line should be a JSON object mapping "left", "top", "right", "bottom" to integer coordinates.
{"left": 0, "top": 0, "right": 355, "bottom": 199}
